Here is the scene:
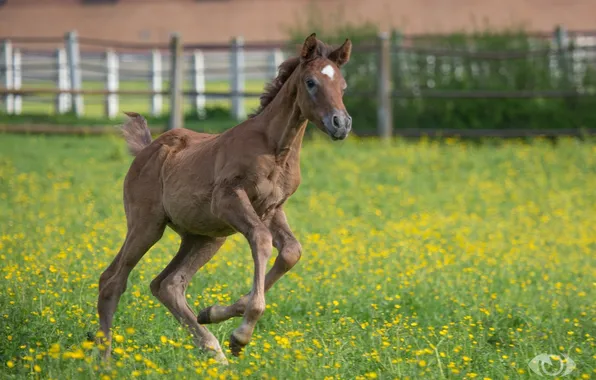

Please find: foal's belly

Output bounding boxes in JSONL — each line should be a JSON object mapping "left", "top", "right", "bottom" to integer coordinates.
{"left": 161, "top": 178, "right": 290, "bottom": 238}
{"left": 162, "top": 190, "right": 236, "bottom": 237}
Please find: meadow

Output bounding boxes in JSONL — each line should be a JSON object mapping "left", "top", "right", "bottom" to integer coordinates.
{"left": 0, "top": 130, "right": 595, "bottom": 379}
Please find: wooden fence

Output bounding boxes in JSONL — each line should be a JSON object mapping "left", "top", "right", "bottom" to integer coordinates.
{"left": 1, "top": 28, "right": 596, "bottom": 137}
{"left": 0, "top": 31, "right": 290, "bottom": 129}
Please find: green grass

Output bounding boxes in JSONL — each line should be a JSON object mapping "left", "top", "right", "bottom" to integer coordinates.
{"left": 0, "top": 131, "right": 595, "bottom": 379}
{"left": 0, "top": 112, "right": 241, "bottom": 134}
{"left": 13, "top": 79, "right": 267, "bottom": 119}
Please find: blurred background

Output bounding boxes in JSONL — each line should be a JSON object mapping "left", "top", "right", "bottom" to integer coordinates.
{"left": 1, "top": 0, "right": 596, "bottom": 137}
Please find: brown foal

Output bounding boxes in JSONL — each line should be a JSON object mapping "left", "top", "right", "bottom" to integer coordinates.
{"left": 96, "top": 33, "right": 353, "bottom": 365}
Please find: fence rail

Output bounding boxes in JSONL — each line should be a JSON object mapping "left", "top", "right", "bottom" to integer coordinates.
{"left": 2, "top": 27, "right": 596, "bottom": 136}
{"left": 0, "top": 31, "right": 288, "bottom": 129}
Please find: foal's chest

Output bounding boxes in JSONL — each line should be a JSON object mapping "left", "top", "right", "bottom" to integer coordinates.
{"left": 250, "top": 171, "right": 299, "bottom": 217}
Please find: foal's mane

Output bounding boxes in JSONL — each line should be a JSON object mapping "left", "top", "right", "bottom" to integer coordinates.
{"left": 248, "top": 41, "right": 334, "bottom": 118}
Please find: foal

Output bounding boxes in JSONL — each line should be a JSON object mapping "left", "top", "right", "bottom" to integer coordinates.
{"left": 96, "top": 33, "right": 353, "bottom": 365}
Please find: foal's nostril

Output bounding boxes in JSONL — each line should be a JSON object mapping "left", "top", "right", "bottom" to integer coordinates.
{"left": 332, "top": 115, "right": 341, "bottom": 128}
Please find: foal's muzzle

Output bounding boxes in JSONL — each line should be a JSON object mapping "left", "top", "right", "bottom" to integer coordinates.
{"left": 324, "top": 110, "right": 352, "bottom": 141}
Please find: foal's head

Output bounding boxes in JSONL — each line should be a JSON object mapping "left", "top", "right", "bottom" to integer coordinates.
{"left": 296, "top": 33, "right": 353, "bottom": 141}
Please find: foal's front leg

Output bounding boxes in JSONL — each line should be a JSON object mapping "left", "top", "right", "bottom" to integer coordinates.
{"left": 197, "top": 208, "right": 301, "bottom": 325}
{"left": 211, "top": 188, "right": 273, "bottom": 356}
{"left": 264, "top": 209, "right": 302, "bottom": 292}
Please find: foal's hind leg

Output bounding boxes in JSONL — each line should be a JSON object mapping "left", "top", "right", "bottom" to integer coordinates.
{"left": 150, "top": 234, "right": 228, "bottom": 364}
{"left": 97, "top": 223, "right": 165, "bottom": 358}
{"left": 198, "top": 209, "right": 301, "bottom": 325}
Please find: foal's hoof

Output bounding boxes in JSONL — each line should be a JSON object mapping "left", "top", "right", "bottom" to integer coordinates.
{"left": 206, "top": 349, "right": 230, "bottom": 365}
{"left": 200, "top": 339, "right": 229, "bottom": 365}
{"left": 197, "top": 306, "right": 213, "bottom": 324}
{"left": 228, "top": 334, "right": 246, "bottom": 357}
{"left": 211, "top": 350, "right": 229, "bottom": 366}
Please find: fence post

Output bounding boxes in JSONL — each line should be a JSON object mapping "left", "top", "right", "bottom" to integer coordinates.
{"left": 1, "top": 40, "right": 14, "bottom": 114}
{"left": 65, "top": 30, "right": 83, "bottom": 117}
{"left": 377, "top": 32, "right": 392, "bottom": 139}
{"left": 391, "top": 30, "right": 403, "bottom": 91}
{"left": 268, "top": 48, "right": 284, "bottom": 79}
{"left": 168, "top": 33, "right": 183, "bottom": 130}
{"left": 55, "top": 48, "right": 69, "bottom": 114}
{"left": 12, "top": 48, "right": 22, "bottom": 115}
{"left": 230, "top": 36, "right": 245, "bottom": 120}
{"left": 554, "top": 25, "right": 571, "bottom": 87}
{"left": 150, "top": 49, "right": 162, "bottom": 117}
{"left": 192, "top": 50, "right": 206, "bottom": 119}
{"left": 104, "top": 49, "right": 119, "bottom": 119}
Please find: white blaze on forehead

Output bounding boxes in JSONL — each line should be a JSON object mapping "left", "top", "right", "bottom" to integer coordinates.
{"left": 321, "top": 64, "right": 335, "bottom": 80}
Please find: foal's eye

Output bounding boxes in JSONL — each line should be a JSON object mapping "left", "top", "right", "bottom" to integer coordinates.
{"left": 305, "top": 79, "right": 316, "bottom": 89}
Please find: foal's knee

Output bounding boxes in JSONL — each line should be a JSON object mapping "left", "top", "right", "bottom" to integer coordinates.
{"left": 99, "top": 275, "right": 127, "bottom": 301}
{"left": 149, "top": 277, "right": 162, "bottom": 299}
{"left": 280, "top": 240, "right": 302, "bottom": 271}
{"left": 245, "top": 297, "right": 267, "bottom": 321}
{"left": 150, "top": 274, "right": 187, "bottom": 302}
{"left": 98, "top": 269, "right": 112, "bottom": 291}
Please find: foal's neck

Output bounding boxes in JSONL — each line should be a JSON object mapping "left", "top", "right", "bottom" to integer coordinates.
{"left": 259, "top": 75, "right": 307, "bottom": 168}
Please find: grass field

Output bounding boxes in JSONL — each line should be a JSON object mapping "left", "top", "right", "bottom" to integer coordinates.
{"left": 0, "top": 131, "right": 595, "bottom": 379}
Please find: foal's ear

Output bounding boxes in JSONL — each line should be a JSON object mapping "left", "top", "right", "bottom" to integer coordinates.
{"left": 301, "top": 33, "right": 318, "bottom": 61}
{"left": 329, "top": 38, "right": 352, "bottom": 67}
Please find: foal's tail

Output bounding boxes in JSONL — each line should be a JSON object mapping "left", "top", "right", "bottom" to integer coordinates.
{"left": 121, "top": 112, "right": 153, "bottom": 156}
